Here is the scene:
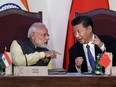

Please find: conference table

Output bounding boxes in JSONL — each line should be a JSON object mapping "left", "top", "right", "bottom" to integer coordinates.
{"left": 0, "top": 73, "right": 116, "bottom": 87}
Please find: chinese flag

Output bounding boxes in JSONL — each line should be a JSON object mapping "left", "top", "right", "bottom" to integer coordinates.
{"left": 98, "top": 52, "right": 111, "bottom": 68}
{"left": 63, "top": 0, "right": 109, "bottom": 70}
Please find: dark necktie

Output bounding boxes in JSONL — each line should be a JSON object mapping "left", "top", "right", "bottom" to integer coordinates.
{"left": 86, "top": 45, "right": 95, "bottom": 71}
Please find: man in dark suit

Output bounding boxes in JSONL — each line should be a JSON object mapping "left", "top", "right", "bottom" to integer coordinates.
{"left": 68, "top": 16, "right": 116, "bottom": 73}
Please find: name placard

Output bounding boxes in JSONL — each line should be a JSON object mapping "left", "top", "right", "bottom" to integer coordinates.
{"left": 105, "top": 52, "right": 112, "bottom": 75}
{"left": 112, "top": 67, "right": 116, "bottom": 76}
{"left": 14, "top": 66, "right": 48, "bottom": 76}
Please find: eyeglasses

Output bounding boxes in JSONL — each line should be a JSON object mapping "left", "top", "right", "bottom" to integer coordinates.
{"left": 34, "top": 32, "right": 49, "bottom": 37}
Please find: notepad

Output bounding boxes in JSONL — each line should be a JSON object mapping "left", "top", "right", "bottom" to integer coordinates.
{"left": 48, "top": 68, "right": 67, "bottom": 75}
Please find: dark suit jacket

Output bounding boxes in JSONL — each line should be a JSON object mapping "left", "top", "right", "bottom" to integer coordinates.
{"left": 16, "top": 39, "right": 51, "bottom": 66}
{"left": 68, "top": 35, "right": 116, "bottom": 73}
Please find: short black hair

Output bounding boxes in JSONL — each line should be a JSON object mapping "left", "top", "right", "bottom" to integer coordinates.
{"left": 71, "top": 16, "right": 93, "bottom": 29}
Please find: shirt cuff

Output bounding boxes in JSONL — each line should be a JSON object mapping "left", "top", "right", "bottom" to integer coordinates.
{"left": 100, "top": 43, "right": 106, "bottom": 52}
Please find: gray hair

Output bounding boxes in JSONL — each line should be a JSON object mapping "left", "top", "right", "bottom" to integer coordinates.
{"left": 27, "top": 22, "right": 46, "bottom": 38}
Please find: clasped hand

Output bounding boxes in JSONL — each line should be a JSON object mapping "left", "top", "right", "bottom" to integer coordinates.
{"left": 75, "top": 57, "right": 84, "bottom": 68}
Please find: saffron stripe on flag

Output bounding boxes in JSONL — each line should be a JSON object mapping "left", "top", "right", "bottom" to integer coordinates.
{"left": 20, "top": 0, "right": 29, "bottom": 11}
{"left": 4, "top": 51, "right": 12, "bottom": 65}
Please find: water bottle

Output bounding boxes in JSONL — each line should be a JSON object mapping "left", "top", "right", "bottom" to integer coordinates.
{"left": 95, "top": 54, "right": 103, "bottom": 75}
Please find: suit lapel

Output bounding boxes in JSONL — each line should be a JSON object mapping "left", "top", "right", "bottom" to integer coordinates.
{"left": 95, "top": 45, "right": 103, "bottom": 60}
{"left": 79, "top": 44, "right": 88, "bottom": 72}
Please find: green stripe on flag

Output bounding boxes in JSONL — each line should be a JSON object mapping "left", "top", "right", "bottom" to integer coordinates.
{"left": 0, "top": 59, "right": 6, "bottom": 68}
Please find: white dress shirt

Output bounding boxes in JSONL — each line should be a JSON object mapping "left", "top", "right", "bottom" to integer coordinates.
{"left": 83, "top": 41, "right": 95, "bottom": 72}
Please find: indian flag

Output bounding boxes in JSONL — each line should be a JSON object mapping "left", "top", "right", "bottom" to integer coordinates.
{"left": 0, "top": 51, "right": 12, "bottom": 68}
{"left": 0, "top": 0, "right": 29, "bottom": 11}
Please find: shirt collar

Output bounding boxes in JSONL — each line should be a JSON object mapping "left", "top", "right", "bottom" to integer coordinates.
{"left": 83, "top": 34, "right": 94, "bottom": 47}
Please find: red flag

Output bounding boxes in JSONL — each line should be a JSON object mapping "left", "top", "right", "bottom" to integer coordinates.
{"left": 98, "top": 52, "right": 111, "bottom": 68}
{"left": 63, "top": 0, "right": 109, "bottom": 70}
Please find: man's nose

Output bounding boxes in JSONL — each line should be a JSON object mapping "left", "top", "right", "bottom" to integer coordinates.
{"left": 75, "top": 32, "right": 80, "bottom": 38}
{"left": 46, "top": 35, "right": 49, "bottom": 40}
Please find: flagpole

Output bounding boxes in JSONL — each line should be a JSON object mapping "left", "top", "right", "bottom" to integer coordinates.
{"left": 5, "top": 46, "right": 7, "bottom": 51}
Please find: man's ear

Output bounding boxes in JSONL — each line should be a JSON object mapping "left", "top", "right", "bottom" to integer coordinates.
{"left": 30, "top": 33, "right": 35, "bottom": 40}
{"left": 88, "top": 26, "right": 92, "bottom": 33}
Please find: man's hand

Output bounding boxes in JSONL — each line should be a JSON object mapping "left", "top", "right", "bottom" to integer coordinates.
{"left": 92, "top": 35, "right": 103, "bottom": 48}
{"left": 75, "top": 57, "right": 84, "bottom": 68}
{"left": 44, "top": 50, "right": 61, "bottom": 58}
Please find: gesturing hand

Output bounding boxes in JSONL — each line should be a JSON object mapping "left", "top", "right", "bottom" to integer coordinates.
{"left": 44, "top": 50, "right": 61, "bottom": 58}
{"left": 92, "top": 35, "right": 103, "bottom": 48}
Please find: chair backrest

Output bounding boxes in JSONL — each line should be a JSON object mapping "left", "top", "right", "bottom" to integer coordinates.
{"left": 0, "top": 8, "right": 42, "bottom": 52}
{"left": 75, "top": 8, "right": 116, "bottom": 39}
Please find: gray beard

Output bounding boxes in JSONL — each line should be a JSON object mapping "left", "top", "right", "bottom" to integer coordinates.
{"left": 34, "top": 39, "right": 47, "bottom": 48}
